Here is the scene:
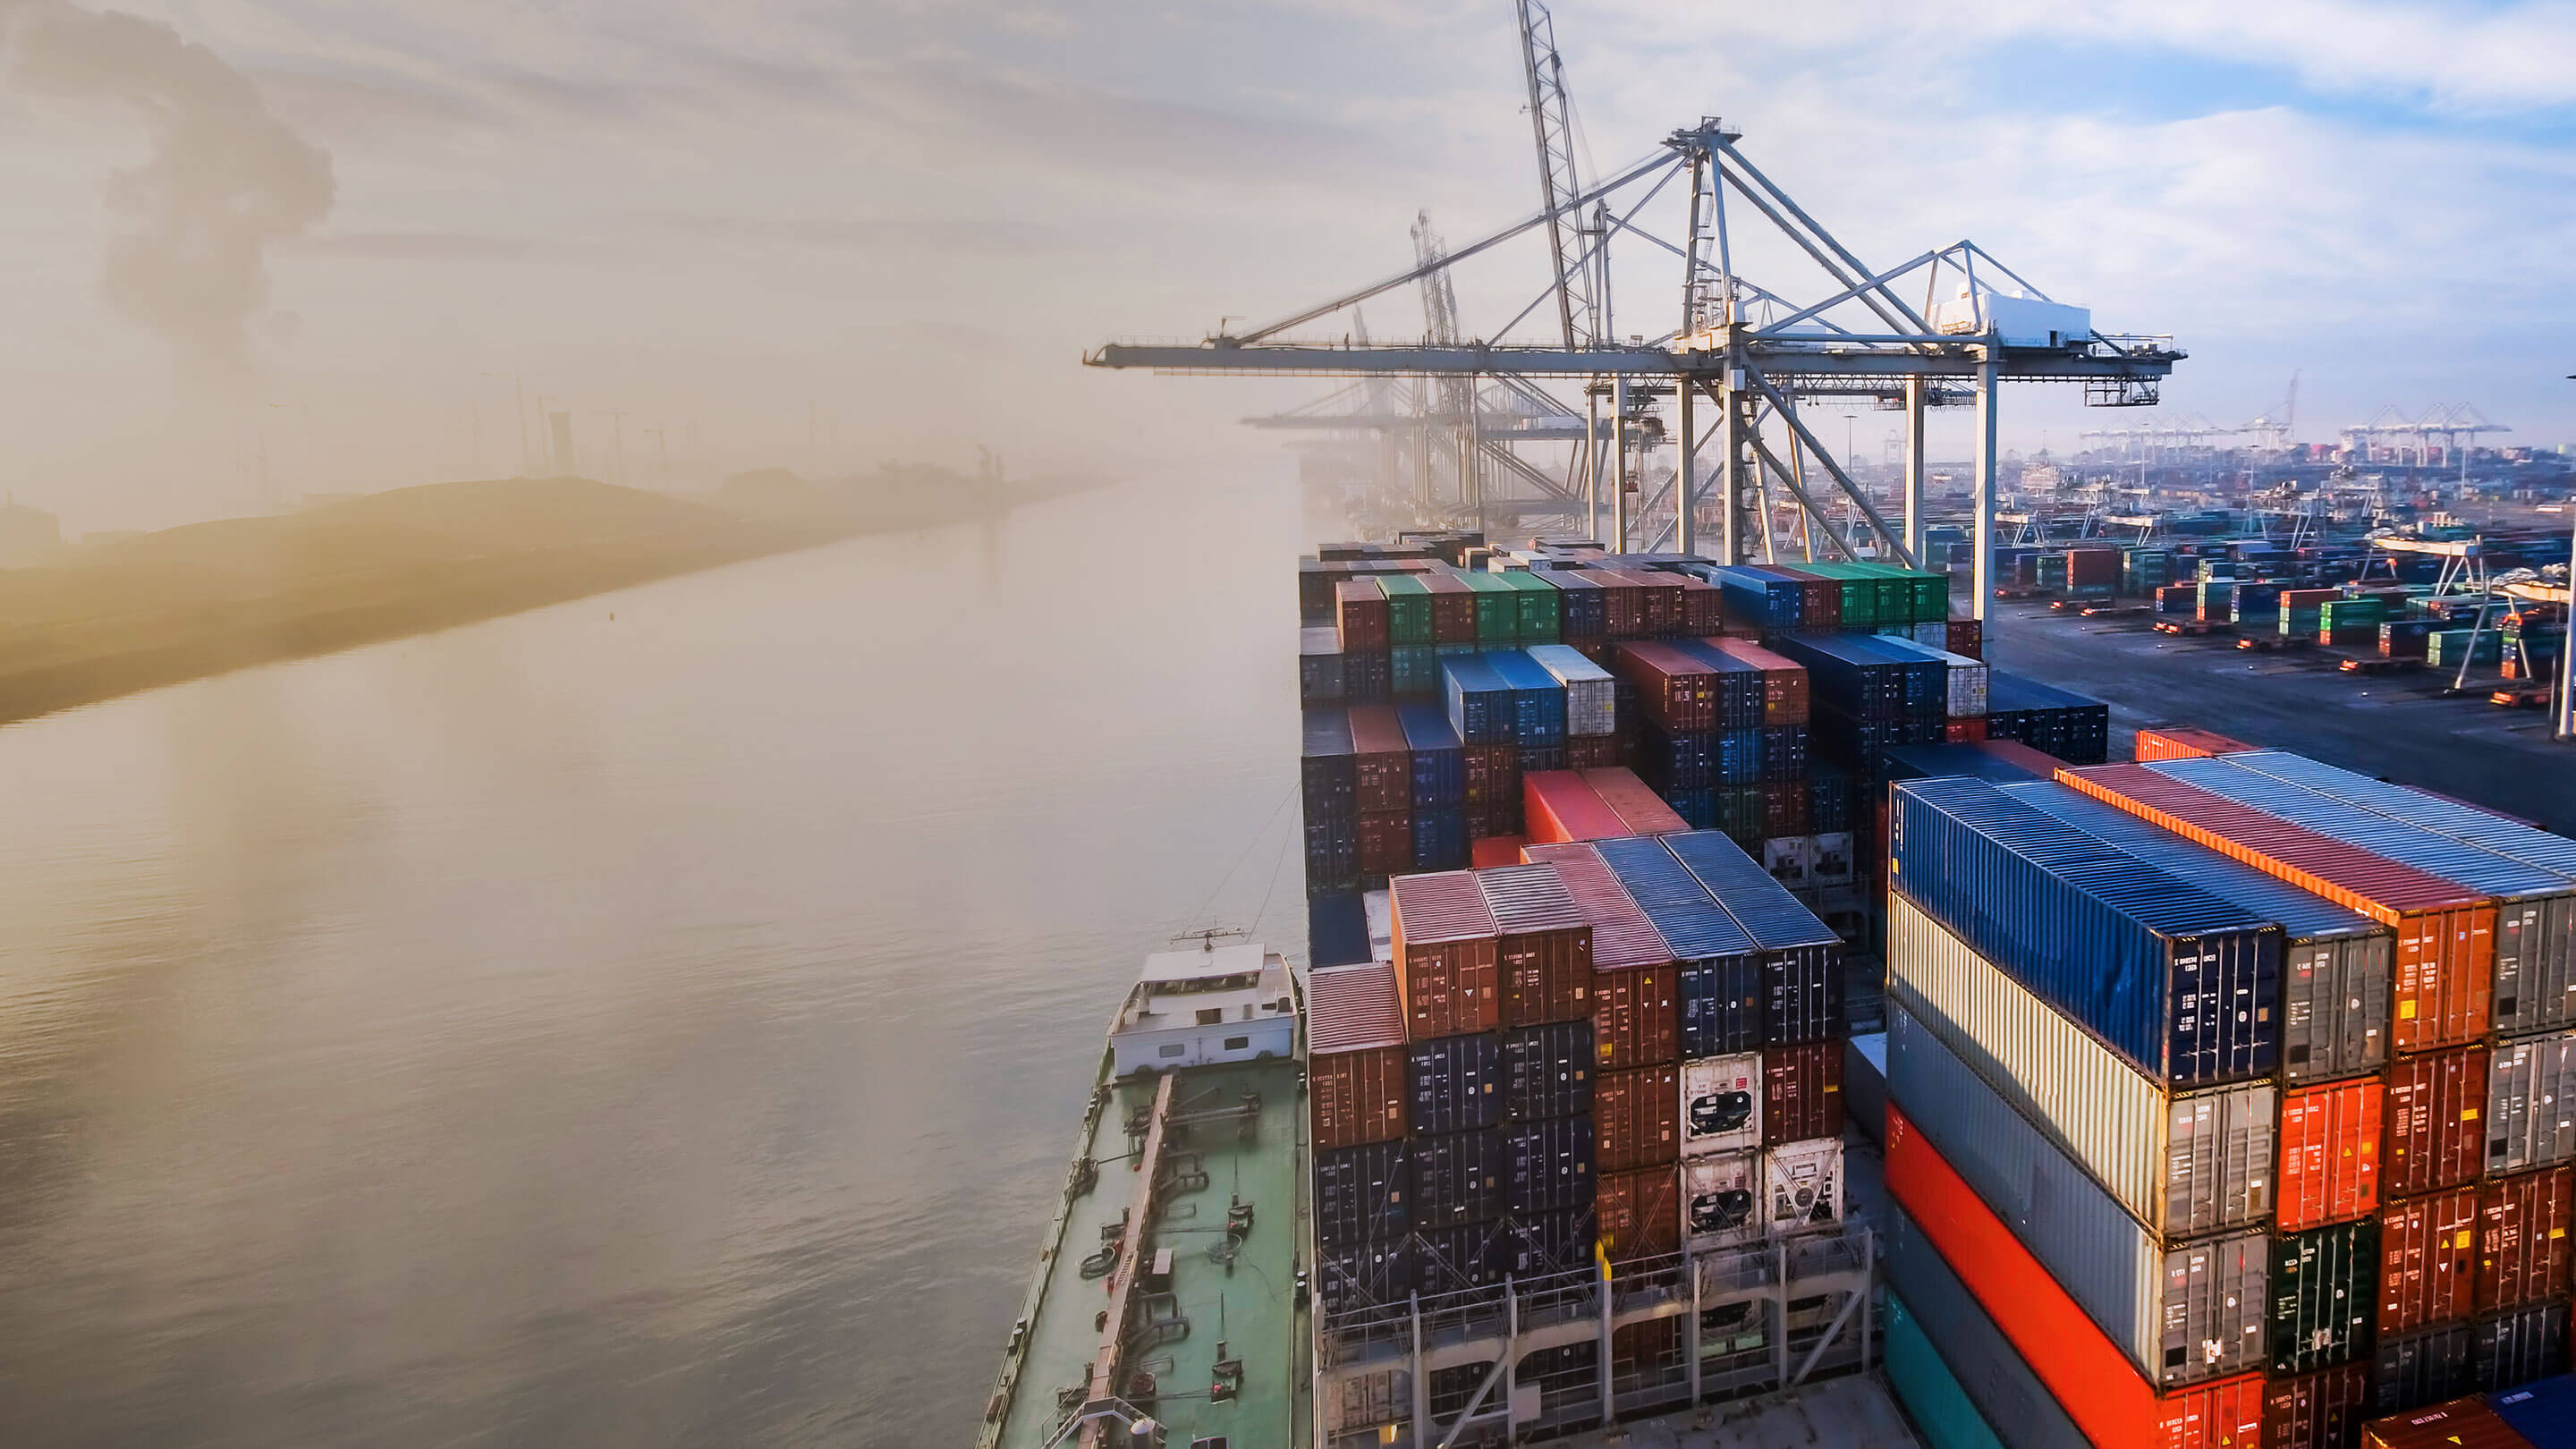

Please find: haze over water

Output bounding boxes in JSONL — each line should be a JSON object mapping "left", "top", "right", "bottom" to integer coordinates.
{"left": 0, "top": 478, "right": 1308, "bottom": 1448}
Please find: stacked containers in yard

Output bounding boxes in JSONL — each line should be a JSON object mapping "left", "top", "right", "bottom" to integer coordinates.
{"left": 1390, "top": 873, "right": 1500, "bottom": 1039}
{"left": 1335, "top": 578, "right": 1390, "bottom": 650}
{"left": 2385, "top": 1046, "right": 2491, "bottom": 1197}
{"left": 1597, "top": 1162, "right": 1681, "bottom": 1263}
{"left": 2379, "top": 1186, "right": 2479, "bottom": 1334}
{"left": 1584, "top": 767, "right": 1690, "bottom": 835}
{"left": 1522, "top": 843, "right": 1677, "bottom": 1071}
{"left": 1666, "top": 639, "right": 1768, "bottom": 731}
{"left": 1421, "top": 570, "right": 1478, "bottom": 644}
{"left": 1396, "top": 702, "right": 1467, "bottom": 871}
{"left": 1301, "top": 708, "right": 1360, "bottom": 895}
{"left": 1475, "top": 863, "right": 1593, "bottom": 1028}
{"left": 2001, "top": 780, "right": 2393, "bottom": 1083}
{"left": 1761, "top": 1042, "right": 1843, "bottom": 1144}
{"left": 1677, "top": 575, "right": 1726, "bottom": 635}
{"left": 1592, "top": 570, "right": 1648, "bottom": 640}
{"left": 2267, "top": 1364, "right": 2375, "bottom": 1449}
{"left": 1702, "top": 638, "right": 1810, "bottom": 726}
{"left": 1610, "top": 641, "right": 1717, "bottom": 733}
{"left": 1462, "top": 571, "right": 1520, "bottom": 647}
{"left": 1413, "top": 1125, "right": 1506, "bottom": 1227}
{"left": 1315, "top": 1137, "right": 1412, "bottom": 1246}
{"left": 1309, "top": 964, "right": 1408, "bottom": 1150}
{"left": 1501, "top": 570, "right": 1563, "bottom": 643}
{"left": 1484, "top": 649, "right": 1571, "bottom": 755}
{"left": 2137, "top": 726, "right": 2258, "bottom": 761}
{"left": 1380, "top": 573, "right": 1435, "bottom": 697}
{"left": 1626, "top": 570, "right": 1688, "bottom": 637}
{"left": 1549, "top": 570, "right": 1606, "bottom": 643}
{"left": 1709, "top": 564, "right": 1802, "bottom": 633}
{"left": 2473, "top": 1304, "right": 2570, "bottom": 1391}
{"left": 1407, "top": 1032, "right": 1501, "bottom": 1136}
{"left": 1503, "top": 1112, "right": 1594, "bottom": 1216}
{"left": 2477, "top": 1165, "right": 2572, "bottom": 1313}
{"left": 2142, "top": 755, "right": 2569, "bottom": 1043}
{"left": 1300, "top": 624, "right": 1345, "bottom": 706}
{"left": 1523, "top": 771, "right": 1630, "bottom": 844}
{"left": 1594, "top": 1058, "right": 1680, "bottom": 1172}
{"left": 1776, "top": 564, "right": 1869, "bottom": 630}
{"left": 1982, "top": 674, "right": 2111, "bottom": 765}
{"left": 1593, "top": 835, "right": 1765, "bottom": 1059}
{"left": 1946, "top": 618, "right": 1983, "bottom": 660}
{"left": 2270, "top": 1219, "right": 2380, "bottom": 1374}
{"left": 2373, "top": 1321, "right": 2473, "bottom": 1413}
{"left": 2484, "top": 1030, "right": 2576, "bottom": 1175}
{"left": 1662, "top": 829, "right": 1847, "bottom": 1046}
{"left": 1889, "top": 775, "right": 2283, "bottom": 1087}
{"left": 1527, "top": 643, "right": 1617, "bottom": 737}
{"left": 2277, "top": 1079, "right": 2385, "bottom": 1231}
{"left": 1885, "top": 1103, "right": 2269, "bottom": 1449}
{"left": 2056, "top": 763, "right": 2495, "bottom": 1055}
{"left": 1348, "top": 705, "right": 1415, "bottom": 877}
{"left": 1882, "top": 1208, "right": 2092, "bottom": 1449}
{"left": 1891, "top": 992, "right": 2274, "bottom": 1388}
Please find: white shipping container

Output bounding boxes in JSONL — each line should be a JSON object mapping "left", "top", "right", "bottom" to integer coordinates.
{"left": 1364, "top": 888, "right": 1393, "bottom": 963}
{"left": 1809, "top": 832, "right": 1858, "bottom": 889}
{"left": 1764, "top": 1138, "right": 1843, "bottom": 1237}
{"left": 1761, "top": 836, "right": 1816, "bottom": 890}
{"left": 1886, "top": 892, "right": 2276, "bottom": 1237}
{"left": 1525, "top": 644, "right": 1618, "bottom": 737}
{"left": 1682, "top": 1053, "right": 1763, "bottom": 1157}
{"left": 1888, "top": 999, "right": 2268, "bottom": 1387}
{"left": 1682, "top": 1149, "right": 1763, "bottom": 1250}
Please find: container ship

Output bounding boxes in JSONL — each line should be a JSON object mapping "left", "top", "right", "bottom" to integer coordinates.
{"left": 980, "top": 534, "right": 2576, "bottom": 1449}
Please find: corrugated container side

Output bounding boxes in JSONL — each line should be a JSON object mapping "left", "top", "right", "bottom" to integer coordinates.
{"left": 2385, "top": 1046, "right": 2491, "bottom": 1198}
{"left": 1316, "top": 1237, "right": 1411, "bottom": 1315}
{"left": 1887, "top": 999, "right": 2269, "bottom": 1386}
{"left": 1884, "top": 1103, "right": 2269, "bottom": 1449}
{"left": 1680, "top": 1052, "right": 1761, "bottom": 1157}
{"left": 1682, "top": 1150, "right": 1762, "bottom": 1250}
{"left": 1761, "top": 1041, "right": 1843, "bottom": 1146}
{"left": 1411, "top": 1218, "right": 1511, "bottom": 1296}
{"left": 1411, "top": 1126, "right": 1507, "bottom": 1227}
{"left": 1503, "top": 1114, "right": 1596, "bottom": 1217}
{"left": 1390, "top": 871, "right": 1501, "bottom": 1039}
{"left": 1582, "top": 767, "right": 1690, "bottom": 835}
{"left": 1527, "top": 643, "right": 1618, "bottom": 736}
{"left": 2369, "top": 1324, "right": 2475, "bottom": 1415}
{"left": 1314, "top": 1139, "right": 1411, "bottom": 1246}
{"left": 1346, "top": 703, "right": 1412, "bottom": 813}
{"left": 1883, "top": 1207, "right": 2091, "bottom": 1449}
{"left": 2269, "top": 1220, "right": 2380, "bottom": 1375}
{"left": 1308, "top": 962, "right": 1408, "bottom": 1149}
{"left": 1596, "top": 1062, "right": 1681, "bottom": 1172}
{"left": 2485, "top": 1029, "right": 2576, "bottom": 1176}
{"left": 1498, "top": 1020, "right": 1593, "bottom": 1121}
{"left": 1406, "top": 1033, "right": 1503, "bottom": 1136}
{"left": 1703, "top": 637, "right": 1811, "bottom": 725}
{"left": 2262, "top": 1363, "right": 2374, "bottom": 1449}
{"left": 2137, "top": 727, "right": 2259, "bottom": 761}
{"left": 1524, "top": 770, "right": 1629, "bottom": 843}
{"left": 1610, "top": 641, "right": 1718, "bottom": 733}
{"left": 1597, "top": 1165, "right": 1682, "bottom": 1261}
{"left": 2474, "top": 1164, "right": 2574, "bottom": 1313}
{"left": 1477, "top": 863, "right": 1595, "bottom": 1028}
{"left": 1886, "top": 893, "right": 2276, "bottom": 1237}
{"left": 2471, "top": 1301, "right": 2570, "bottom": 1392}
{"left": 2280, "top": 1079, "right": 2385, "bottom": 1231}
{"left": 2377, "top": 1187, "right": 2480, "bottom": 1335}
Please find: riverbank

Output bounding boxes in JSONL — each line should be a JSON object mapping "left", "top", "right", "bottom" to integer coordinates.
{"left": 0, "top": 472, "right": 1080, "bottom": 727}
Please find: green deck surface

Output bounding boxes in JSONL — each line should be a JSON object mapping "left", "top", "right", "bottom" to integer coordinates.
{"left": 987, "top": 1055, "right": 1311, "bottom": 1449}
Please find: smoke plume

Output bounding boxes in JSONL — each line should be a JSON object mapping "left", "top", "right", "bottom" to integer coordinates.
{"left": 2, "top": 0, "right": 335, "bottom": 385}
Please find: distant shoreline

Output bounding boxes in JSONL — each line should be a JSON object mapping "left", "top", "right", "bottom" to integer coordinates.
{"left": 0, "top": 474, "right": 1100, "bottom": 728}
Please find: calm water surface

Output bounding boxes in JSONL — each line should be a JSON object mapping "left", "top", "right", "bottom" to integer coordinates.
{"left": 0, "top": 478, "right": 1308, "bottom": 1447}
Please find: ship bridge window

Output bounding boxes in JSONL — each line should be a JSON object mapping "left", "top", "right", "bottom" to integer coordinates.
{"left": 1196, "top": 1008, "right": 1224, "bottom": 1026}
{"left": 1224, "top": 1036, "right": 1250, "bottom": 1051}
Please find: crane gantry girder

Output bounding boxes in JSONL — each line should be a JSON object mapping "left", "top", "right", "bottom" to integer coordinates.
{"left": 1092, "top": 340, "right": 2178, "bottom": 382}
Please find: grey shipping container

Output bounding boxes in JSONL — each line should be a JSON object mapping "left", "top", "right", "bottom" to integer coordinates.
{"left": 1885, "top": 998, "right": 2269, "bottom": 1385}
{"left": 1407, "top": 1033, "right": 1503, "bottom": 1136}
{"left": 2372, "top": 1323, "right": 2473, "bottom": 1414}
{"left": 1412, "top": 1127, "right": 1506, "bottom": 1228}
{"left": 1887, "top": 894, "right": 2277, "bottom": 1237}
{"left": 1882, "top": 1205, "right": 2091, "bottom": 1449}
{"left": 2473, "top": 1301, "right": 2570, "bottom": 1392}
{"left": 2004, "top": 779, "right": 2394, "bottom": 1082}
{"left": 2486, "top": 1027, "right": 2576, "bottom": 1175}
{"left": 2268, "top": 1220, "right": 2378, "bottom": 1376}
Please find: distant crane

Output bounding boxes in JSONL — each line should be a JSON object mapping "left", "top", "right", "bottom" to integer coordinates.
{"left": 2341, "top": 403, "right": 2509, "bottom": 481}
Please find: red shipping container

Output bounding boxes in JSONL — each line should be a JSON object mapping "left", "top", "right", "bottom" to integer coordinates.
{"left": 2067, "top": 547, "right": 2123, "bottom": 588}
{"left": 1700, "top": 637, "right": 1810, "bottom": 725}
{"left": 1886, "top": 1105, "right": 2266, "bottom": 1449}
{"left": 1477, "top": 863, "right": 1594, "bottom": 1028}
{"left": 1470, "top": 835, "right": 1529, "bottom": 869}
{"left": 1976, "top": 739, "right": 2066, "bottom": 774}
{"left": 1463, "top": 741, "right": 1519, "bottom": 808}
{"left": 2475, "top": 1164, "right": 2574, "bottom": 1314}
{"left": 1356, "top": 809, "right": 1412, "bottom": 877}
{"left": 1347, "top": 705, "right": 1413, "bottom": 814}
{"left": 1307, "top": 964, "right": 1408, "bottom": 1150}
{"left": 1609, "top": 641, "right": 1718, "bottom": 733}
{"left": 1944, "top": 716, "right": 1989, "bottom": 743}
{"left": 2377, "top": 1187, "right": 2479, "bottom": 1334}
{"left": 1596, "top": 1062, "right": 1681, "bottom": 1171}
{"left": 1762, "top": 1042, "right": 1843, "bottom": 1146}
{"left": 1335, "top": 578, "right": 1390, "bottom": 650}
{"left": 2135, "top": 726, "right": 2258, "bottom": 762}
{"left": 2057, "top": 764, "right": 2496, "bottom": 1053}
{"left": 1565, "top": 734, "right": 1622, "bottom": 770}
{"left": 1623, "top": 570, "right": 1684, "bottom": 636}
{"left": 1678, "top": 576, "right": 1726, "bottom": 635}
{"left": 2264, "top": 1363, "right": 2373, "bottom": 1449}
{"left": 1420, "top": 572, "right": 1477, "bottom": 643}
{"left": 1581, "top": 767, "right": 1690, "bottom": 836}
{"left": 1597, "top": 1165, "right": 1681, "bottom": 1263}
{"left": 2385, "top": 1046, "right": 2489, "bottom": 1198}
{"left": 1945, "top": 618, "right": 1982, "bottom": 661}
{"left": 1524, "top": 842, "right": 1680, "bottom": 1070}
{"left": 1524, "top": 771, "right": 1631, "bottom": 843}
{"left": 1389, "top": 872, "right": 1500, "bottom": 1039}
{"left": 2362, "top": 1400, "right": 2529, "bottom": 1449}
{"left": 2279, "top": 1078, "right": 2385, "bottom": 1231}
{"left": 1593, "top": 570, "right": 1648, "bottom": 639}
{"left": 1466, "top": 801, "right": 1519, "bottom": 843}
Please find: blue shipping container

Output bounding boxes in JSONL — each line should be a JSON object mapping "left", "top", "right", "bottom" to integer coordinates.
{"left": 1482, "top": 650, "right": 1570, "bottom": 746}
{"left": 1308, "top": 892, "right": 1370, "bottom": 968}
{"left": 1442, "top": 657, "right": 1515, "bottom": 745}
{"left": 1596, "top": 835, "right": 1765, "bottom": 1056}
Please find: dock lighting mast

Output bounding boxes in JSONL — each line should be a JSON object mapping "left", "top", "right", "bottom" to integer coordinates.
{"left": 1085, "top": 8, "right": 2182, "bottom": 623}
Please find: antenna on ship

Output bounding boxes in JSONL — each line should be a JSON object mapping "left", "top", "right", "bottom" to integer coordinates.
{"left": 1171, "top": 927, "right": 1250, "bottom": 953}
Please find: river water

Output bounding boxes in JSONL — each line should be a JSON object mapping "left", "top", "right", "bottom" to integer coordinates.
{"left": 0, "top": 478, "right": 1309, "bottom": 1447}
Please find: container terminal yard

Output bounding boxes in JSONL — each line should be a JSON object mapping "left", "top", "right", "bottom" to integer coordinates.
{"left": 979, "top": 4, "right": 2576, "bottom": 1448}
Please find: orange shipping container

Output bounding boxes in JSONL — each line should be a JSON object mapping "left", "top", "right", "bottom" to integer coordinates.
{"left": 1307, "top": 964, "right": 1409, "bottom": 1151}
{"left": 1390, "top": 872, "right": 1501, "bottom": 1040}
{"left": 2377, "top": 1187, "right": 2479, "bottom": 1335}
{"left": 1595, "top": 1062, "right": 1681, "bottom": 1172}
{"left": 2278, "top": 1078, "right": 2385, "bottom": 1231}
{"left": 1478, "top": 864, "right": 1594, "bottom": 1029}
{"left": 2136, "top": 726, "right": 2259, "bottom": 762}
{"left": 1580, "top": 767, "right": 1690, "bottom": 836}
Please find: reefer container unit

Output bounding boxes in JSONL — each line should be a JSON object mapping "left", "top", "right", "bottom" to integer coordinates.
{"left": 1882, "top": 1208, "right": 2092, "bottom": 1449}
{"left": 1309, "top": 964, "right": 1408, "bottom": 1150}
{"left": 1597, "top": 1164, "right": 1682, "bottom": 1262}
{"left": 1523, "top": 771, "right": 1630, "bottom": 843}
{"left": 2386, "top": 1045, "right": 2492, "bottom": 1198}
{"left": 1701, "top": 637, "right": 1811, "bottom": 725}
{"left": 2264, "top": 1364, "right": 2374, "bottom": 1449}
{"left": 1890, "top": 775, "right": 2284, "bottom": 1087}
{"left": 2379, "top": 1186, "right": 2479, "bottom": 1335}
{"left": 1315, "top": 1139, "right": 1411, "bottom": 1246}
{"left": 1498, "top": 1019, "right": 1593, "bottom": 1123}
{"left": 1885, "top": 894, "right": 2278, "bottom": 1237}
{"left": 1595, "top": 1062, "right": 1681, "bottom": 1172}
{"left": 1659, "top": 830, "right": 1848, "bottom": 1046}
{"left": 1476, "top": 863, "right": 1595, "bottom": 1028}
{"left": 1591, "top": 835, "right": 1767, "bottom": 1058}
{"left": 2003, "top": 780, "right": 2394, "bottom": 1084}
{"left": 2058, "top": 763, "right": 2496, "bottom": 1055}
{"left": 2145, "top": 756, "right": 2574, "bottom": 1040}
{"left": 1887, "top": 1001, "right": 2271, "bottom": 1386}
{"left": 1389, "top": 872, "right": 1501, "bottom": 1040}
{"left": 1406, "top": 1032, "right": 1503, "bottom": 1136}
{"left": 1503, "top": 1114, "right": 1596, "bottom": 1216}
{"left": 2483, "top": 1028, "right": 2576, "bottom": 1176}
{"left": 1885, "top": 1104, "right": 2271, "bottom": 1449}
{"left": 1681, "top": 1053, "right": 1762, "bottom": 1157}
{"left": 1682, "top": 1150, "right": 1762, "bottom": 1249}
{"left": 1521, "top": 843, "right": 1679, "bottom": 1069}
{"left": 1582, "top": 767, "right": 1690, "bottom": 835}
{"left": 1764, "top": 1138, "right": 1843, "bottom": 1235}
{"left": 1761, "top": 1042, "right": 1844, "bottom": 1146}
{"left": 1526, "top": 643, "right": 1617, "bottom": 736}
{"left": 2269, "top": 1220, "right": 2380, "bottom": 1375}
{"left": 2472, "top": 1301, "right": 2570, "bottom": 1392}
{"left": 2477, "top": 1165, "right": 2574, "bottom": 1313}
{"left": 2278, "top": 1078, "right": 2386, "bottom": 1232}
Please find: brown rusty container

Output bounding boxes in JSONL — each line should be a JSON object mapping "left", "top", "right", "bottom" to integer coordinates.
{"left": 2475, "top": 1164, "right": 2573, "bottom": 1314}
{"left": 1309, "top": 964, "right": 1409, "bottom": 1150}
{"left": 2378, "top": 1187, "right": 2479, "bottom": 1335}
{"left": 1347, "top": 704, "right": 1412, "bottom": 814}
{"left": 1524, "top": 842, "right": 1679, "bottom": 1071}
{"left": 1565, "top": 734, "right": 1622, "bottom": 771}
{"left": 1475, "top": 863, "right": 1595, "bottom": 1028}
{"left": 1700, "top": 637, "right": 1810, "bottom": 725}
{"left": 1335, "top": 578, "right": 1390, "bottom": 651}
{"left": 1597, "top": 1165, "right": 1682, "bottom": 1262}
{"left": 1609, "top": 641, "right": 1718, "bottom": 733}
{"left": 2279, "top": 1077, "right": 2385, "bottom": 1232}
{"left": 2265, "top": 1363, "right": 2374, "bottom": 1449}
{"left": 2385, "top": 1045, "right": 2490, "bottom": 1198}
{"left": 1678, "top": 576, "right": 1726, "bottom": 636}
{"left": 1420, "top": 571, "right": 1477, "bottom": 643}
{"left": 1355, "top": 810, "right": 1412, "bottom": 879}
{"left": 1620, "top": 570, "right": 1684, "bottom": 637}
{"left": 1762, "top": 1042, "right": 1844, "bottom": 1147}
{"left": 1593, "top": 570, "right": 1649, "bottom": 639}
{"left": 1945, "top": 618, "right": 1982, "bottom": 661}
{"left": 1596, "top": 1062, "right": 1681, "bottom": 1172}
{"left": 2057, "top": 763, "right": 2496, "bottom": 1054}
{"left": 2361, "top": 1399, "right": 2528, "bottom": 1449}
{"left": 1463, "top": 741, "right": 1520, "bottom": 809}
{"left": 1390, "top": 872, "right": 1500, "bottom": 1040}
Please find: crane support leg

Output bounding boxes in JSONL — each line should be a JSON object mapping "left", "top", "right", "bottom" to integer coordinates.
{"left": 1972, "top": 356, "right": 2001, "bottom": 624}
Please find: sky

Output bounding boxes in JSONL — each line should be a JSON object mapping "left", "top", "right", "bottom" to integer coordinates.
{"left": 4, "top": 0, "right": 2576, "bottom": 531}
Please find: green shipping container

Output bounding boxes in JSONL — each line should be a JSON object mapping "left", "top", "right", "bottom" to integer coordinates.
{"left": 1390, "top": 645, "right": 1440, "bottom": 699}
{"left": 1378, "top": 573, "right": 1434, "bottom": 647}
{"left": 1462, "top": 572, "right": 1519, "bottom": 645}
{"left": 1502, "top": 571, "right": 1562, "bottom": 643}
{"left": 2316, "top": 599, "right": 2385, "bottom": 630}
{"left": 2268, "top": 1221, "right": 2377, "bottom": 1376}
{"left": 1712, "top": 785, "right": 1765, "bottom": 848}
{"left": 1884, "top": 1292, "right": 2008, "bottom": 1449}
{"left": 2425, "top": 630, "right": 2502, "bottom": 667}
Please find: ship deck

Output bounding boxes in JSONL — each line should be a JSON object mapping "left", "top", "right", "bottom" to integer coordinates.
{"left": 986, "top": 1054, "right": 1311, "bottom": 1449}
